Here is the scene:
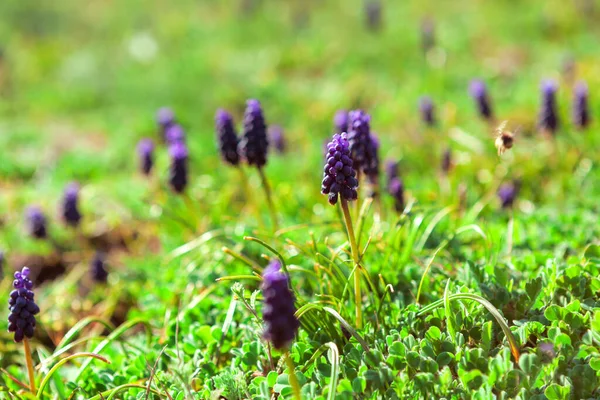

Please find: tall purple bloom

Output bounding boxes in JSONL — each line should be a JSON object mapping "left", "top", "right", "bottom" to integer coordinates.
{"left": 156, "top": 107, "right": 175, "bottom": 131}
{"left": 8, "top": 267, "right": 39, "bottom": 343}
{"left": 498, "top": 181, "right": 520, "bottom": 209}
{"left": 90, "top": 252, "right": 108, "bottom": 283}
{"left": 168, "top": 142, "right": 188, "bottom": 194}
{"left": 419, "top": 96, "right": 436, "bottom": 126}
{"left": 137, "top": 138, "right": 154, "bottom": 175}
{"left": 441, "top": 148, "right": 452, "bottom": 174}
{"left": 469, "top": 80, "right": 494, "bottom": 121}
{"left": 321, "top": 133, "right": 358, "bottom": 205}
{"left": 421, "top": 18, "right": 435, "bottom": 54}
{"left": 347, "top": 110, "right": 371, "bottom": 171}
{"left": 262, "top": 260, "right": 299, "bottom": 350}
{"left": 364, "top": 134, "right": 380, "bottom": 183}
{"left": 364, "top": 0, "right": 382, "bottom": 31}
{"left": 62, "top": 182, "right": 82, "bottom": 227}
{"left": 385, "top": 160, "right": 399, "bottom": 188}
{"left": 239, "top": 99, "right": 268, "bottom": 168}
{"left": 334, "top": 110, "right": 349, "bottom": 134}
{"left": 25, "top": 207, "right": 47, "bottom": 239}
{"left": 573, "top": 81, "right": 590, "bottom": 129}
{"left": 215, "top": 109, "right": 240, "bottom": 166}
{"left": 388, "top": 178, "right": 405, "bottom": 212}
{"left": 165, "top": 124, "right": 186, "bottom": 144}
{"left": 269, "top": 125, "right": 286, "bottom": 154}
{"left": 538, "top": 80, "right": 559, "bottom": 134}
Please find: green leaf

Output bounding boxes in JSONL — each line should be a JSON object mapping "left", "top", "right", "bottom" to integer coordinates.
{"left": 544, "top": 305, "right": 564, "bottom": 321}
{"left": 545, "top": 383, "right": 570, "bottom": 400}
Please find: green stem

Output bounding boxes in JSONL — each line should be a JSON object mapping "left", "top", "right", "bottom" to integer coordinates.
{"left": 257, "top": 166, "right": 279, "bottom": 231}
{"left": 340, "top": 199, "right": 362, "bottom": 329}
{"left": 285, "top": 351, "right": 302, "bottom": 400}
{"left": 23, "top": 338, "right": 36, "bottom": 393}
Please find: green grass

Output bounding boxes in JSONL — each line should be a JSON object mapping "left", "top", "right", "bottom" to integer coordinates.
{"left": 1, "top": 0, "right": 600, "bottom": 399}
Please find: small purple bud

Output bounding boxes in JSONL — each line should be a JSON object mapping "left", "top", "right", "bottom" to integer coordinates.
{"left": 347, "top": 110, "right": 372, "bottom": 172}
{"left": 90, "top": 252, "right": 108, "bottom": 283}
{"left": 25, "top": 207, "right": 47, "bottom": 239}
{"left": 334, "top": 110, "right": 349, "bottom": 134}
{"left": 215, "top": 109, "right": 240, "bottom": 166}
{"left": 262, "top": 260, "right": 299, "bottom": 350}
{"left": 441, "top": 148, "right": 452, "bottom": 174}
{"left": 240, "top": 99, "right": 269, "bottom": 167}
{"left": 61, "top": 182, "right": 82, "bottom": 227}
{"left": 385, "top": 160, "right": 399, "bottom": 189}
{"left": 388, "top": 178, "right": 405, "bottom": 212}
{"left": 573, "top": 81, "right": 590, "bottom": 130}
{"left": 538, "top": 80, "right": 559, "bottom": 134}
{"left": 419, "top": 96, "right": 436, "bottom": 126}
{"left": 168, "top": 142, "right": 189, "bottom": 194}
{"left": 8, "top": 267, "right": 39, "bottom": 342}
{"left": 421, "top": 18, "right": 435, "bottom": 54}
{"left": 156, "top": 107, "right": 175, "bottom": 129}
{"left": 322, "top": 133, "right": 358, "bottom": 205}
{"left": 498, "top": 181, "right": 520, "bottom": 209}
{"left": 268, "top": 125, "right": 286, "bottom": 154}
{"left": 364, "top": 134, "right": 380, "bottom": 184}
{"left": 165, "top": 124, "right": 186, "bottom": 144}
{"left": 469, "top": 80, "right": 494, "bottom": 121}
{"left": 137, "top": 138, "right": 154, "bottom": 175}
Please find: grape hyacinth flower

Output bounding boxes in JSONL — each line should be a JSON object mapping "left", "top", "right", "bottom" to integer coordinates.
{"left": 321, "top": 133, "right": 358, "bottom": 206}
{"left": 334, "top": 110, "right": 349, "bottom": 134}
{"left": 419, "top": 96, "right": 436, "bottom": 126}
{"left": 215, "top": 109, "right": 240, "bottom": 166}
{"left": 389, "top": 177, "right": 405, "bottom": 212}
{"left": 8, "top": 267, "right": 39, "bottom": 343}
{"left": 240, "top": 99, "right": 268, "bottom": 168}
{"left": 385, "top": 160, "right": 399, "bottom": 189}
{"left": 469, "top": 80, "right": 494, "bottom": 121}
{"left": 573, "top": 81, "right": 590, "bottom": 129}
{"left": 421, "top": 18, "right": 435, "bottom": 54}
{"left": 321, "top": 132, "right": 363, "bottom": 327}
{"left": 239, "top": 99, "right": 278, "bottom": 229}
{"left": 347, "top": 110, "right": 371, "bottom": 172}
{"left": 364, "top": 134, "right": 380, "bottom": 184}
{"left": 364, "top": 0, "right": 382, "bottom": 32}
{"left": 441, "top": 148, "right": 452, "bottom": 174}
{"left": 538, "top": 80, "right": 559, "bottom": 134}
{"left": 156, "top": 107, "right": 175, "bottom": 133}
{"left": 25, "top": 207, "right": 47, "bottom": 240}
{"left": 168, "top": 142, "right": 188, "bottom": 194}
{"left": 262, "top": 260, "right": 299, "bottom": 349}
{"left": 90, "top": 252, "right": 108, "bottom": 283}
{"left": 61, "top": 182, "right": 82, "bottom": 227}
{"left": 269, "top": 125, "right": 286, "bottom": 154}
{"left": 137, "top": 138, "right": 154, "bottom": 175}
{"left": 165, "top": 124, "right": 186, "bottom": 144}
{"left": 261, "top": 259, "right": 301, "bottom": 399}
{"left": 498, "top": 181, "right": 520, "bottom": 209}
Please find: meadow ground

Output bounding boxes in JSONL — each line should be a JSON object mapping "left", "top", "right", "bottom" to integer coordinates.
{"left": 1, "top": 0, "right": 600, "bottom": 399}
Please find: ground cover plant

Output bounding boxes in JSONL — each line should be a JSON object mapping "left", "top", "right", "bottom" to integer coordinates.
{"left": 1, "top": 0, "right": 600, "bottom": 399}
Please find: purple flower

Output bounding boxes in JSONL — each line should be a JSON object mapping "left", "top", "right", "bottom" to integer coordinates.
{"left": 262, "top": 260, "right": 299, "bottom": 350}
{"left": 419, "top": 96, "right": 436, "bottom": 126}
{"left": 168, "top": 142, "right": 189, "bottom": 194}
{"left": 347, "top": 110, "right": 371, "bottom": 171}
{"left": 385, "top": 160, "right": 399, "bottom": 188}
{"left": 165, "top": 124, "right": 186, "bottom": 144}
{"left": 364, "top": 134, "right": 380, "bottom": 183}
{"left": 421, "top": 18, "right": 435, "bottom": 54}
{"left": 269, "top": 125, "right": 286, "bottom": 154}
{"left": 498, "top": 181, "right": 520, "bottom": 209}
{"left": 538, "top": 80, "right": 559, "bottom": 134}
{"left": 388, "top": 178, "right": 405, "bottom": 212}
{"left": 215, "top": 109, "right": 240, "bottom": 166}
{"left": 334, "top": 110, "right": 349, "bottom": 134}
{"left": 8, "top": 267, "right": 39, "bottom": 343}
{"left": 239, "top": 99, "right": 268, "bottom": 168}
{"left": 61, "top": 182, "right": 82, "bottom": 227}
{"left": 90, "top": 252, "right": 108, "bottom": 283}
{"left": 441, "top": 148, "right": 452, "bottom": 174}
{"left": 469, "top": 80, "right": 493, "bottom": 120}
{"left": 321, "top": 133, "right": 358, "bottom": 205}
{"left": 25, "top": 207, "right": 47, "bottom": 239}
{"left": 573, "top": 81, "right": 590, "bottom": 129}
{"left": 137, "top": 138, "right": 154, "bottom": 175}
{"left": 156, "top": 107, "right": 175, "bottom": 130}
{"left": 364, "top": 0, "right": 382, "bottom": 31}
